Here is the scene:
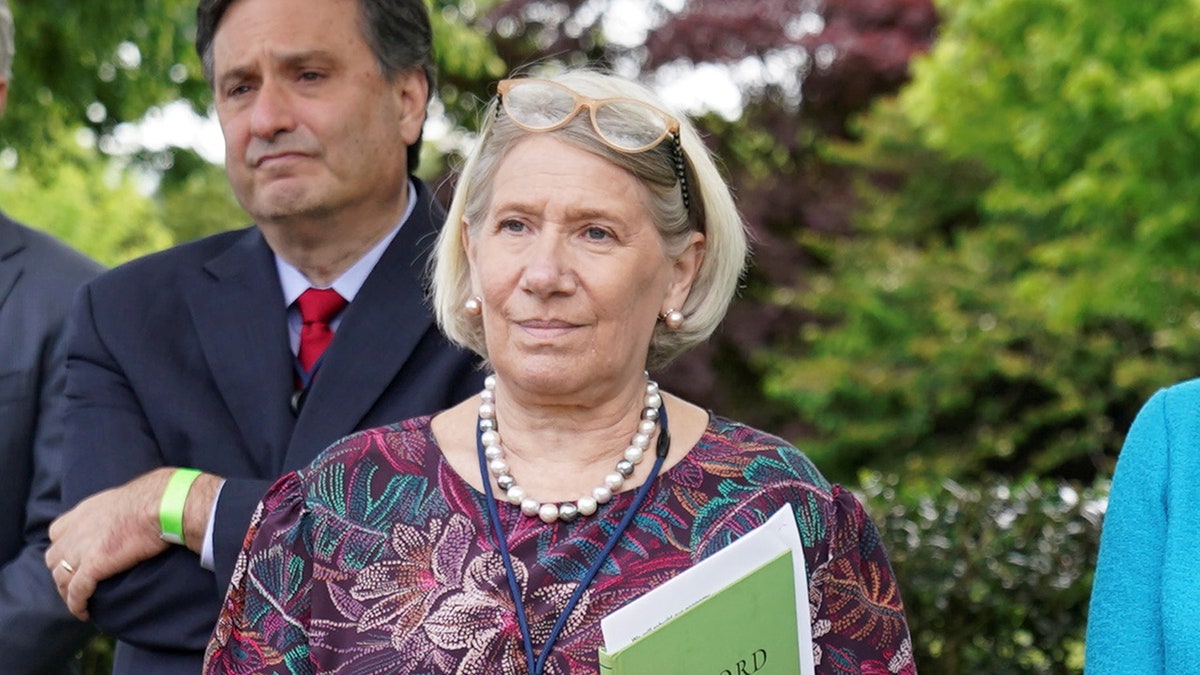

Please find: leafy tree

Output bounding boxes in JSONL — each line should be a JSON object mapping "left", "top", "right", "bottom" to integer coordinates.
{"left": 0, "top": 143, "right": 172, "bottom": 265}
{"left": 769, "top": 0, "right": 1200, "bottom": 483}
{"left": 2, "top": 1, "right": 206, "bottom": 170}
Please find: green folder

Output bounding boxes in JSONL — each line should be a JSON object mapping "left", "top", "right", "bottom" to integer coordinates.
{"left": 598, "top": 550, "right": 800, "bottom": 674}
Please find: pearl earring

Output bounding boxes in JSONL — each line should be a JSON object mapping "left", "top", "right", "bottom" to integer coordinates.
{"left": 464, "top": 296, "right": 483, "bottom": 316}
{"left": 660, "top": 308, "right": 684, "bottom": 330}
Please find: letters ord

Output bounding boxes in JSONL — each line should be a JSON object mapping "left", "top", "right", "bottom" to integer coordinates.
{"left": 719, "top": 648, "right": 768, "bottom": 675}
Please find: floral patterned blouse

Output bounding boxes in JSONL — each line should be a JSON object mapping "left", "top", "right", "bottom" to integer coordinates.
{"left": 205, "top": 414, "right": 914, "bottom": 674}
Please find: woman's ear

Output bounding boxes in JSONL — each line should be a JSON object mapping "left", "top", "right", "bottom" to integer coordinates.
{"left": 461, "top": 218, "right": 483, "bottom": 297}
{"left": 665, "top": 232, "right": 706, "bottom": 310}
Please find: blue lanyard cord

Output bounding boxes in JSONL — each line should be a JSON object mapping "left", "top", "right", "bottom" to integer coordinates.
{"left": 476, "top": 401, "right": 671, "bottom": 675}
{"left": 292, "top": 352, "right": 328, "bottom": 391}
{"left": 290, "top": 354, "right": 330, "bottom": 415}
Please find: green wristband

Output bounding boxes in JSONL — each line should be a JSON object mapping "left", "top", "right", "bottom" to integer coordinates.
{"left": 159, "top": 468, "right": 202, "bottom": 546}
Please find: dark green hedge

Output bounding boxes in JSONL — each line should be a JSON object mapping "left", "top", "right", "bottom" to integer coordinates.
{"left": 863, "top": 475, "right": 1105, "bottom": 674}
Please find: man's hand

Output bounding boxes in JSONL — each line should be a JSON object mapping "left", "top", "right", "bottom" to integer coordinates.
{"left": 45, "top": 468, "right": 220, "bottom": 620}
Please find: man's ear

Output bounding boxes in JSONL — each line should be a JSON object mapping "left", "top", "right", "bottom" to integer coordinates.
{"left": 394, "top": 70, "right": 429, "bottom": 148}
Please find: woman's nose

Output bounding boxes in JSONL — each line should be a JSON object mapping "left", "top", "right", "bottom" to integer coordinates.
{"left": 518, "top": 233, "right": 576, "bottom": 297}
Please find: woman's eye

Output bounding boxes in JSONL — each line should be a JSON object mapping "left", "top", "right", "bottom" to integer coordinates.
{"left": 499, "top": 219, "right": 526, "bottom": 233}
{"left": 584, "top": 226, "right": 611, "bottom": 241}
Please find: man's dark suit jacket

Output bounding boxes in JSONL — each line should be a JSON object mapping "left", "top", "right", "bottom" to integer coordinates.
{"left": 0, "top": 212, "right": 102, "bottom": 674}
{"left": 60, "top": 180, "right": 483, "bottom": 673}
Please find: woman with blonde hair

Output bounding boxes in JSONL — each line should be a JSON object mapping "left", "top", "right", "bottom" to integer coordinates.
{"left": 206, "top": 68, "right": 914, "bottom": 674}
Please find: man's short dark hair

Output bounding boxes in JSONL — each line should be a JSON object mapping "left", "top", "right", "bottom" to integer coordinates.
{"left": 195, "top": 0, "right": 435, "bottom": 172}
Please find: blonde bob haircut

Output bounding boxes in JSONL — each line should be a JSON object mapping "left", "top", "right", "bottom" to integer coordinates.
{"left": 432, "top": 68, "right": 749, "bottom": 370}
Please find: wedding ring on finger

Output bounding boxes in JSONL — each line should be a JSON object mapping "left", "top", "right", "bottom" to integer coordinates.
{"left": 58, "top": 560, "right": 76, "bottom": 574}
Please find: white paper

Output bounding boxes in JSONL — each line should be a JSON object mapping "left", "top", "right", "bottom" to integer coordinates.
{"left": 600, "top": 503, "right": 816, "bottom": 675}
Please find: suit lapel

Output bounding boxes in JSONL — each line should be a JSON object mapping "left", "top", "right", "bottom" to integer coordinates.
{"left": 185, "top": 228, "right": 296, "bottom": 476}
{"left": 284, "top": 182, "right": 444, "bottom": 469}
{"left": 0, "top": 215, "right": 27, "bottom": 311}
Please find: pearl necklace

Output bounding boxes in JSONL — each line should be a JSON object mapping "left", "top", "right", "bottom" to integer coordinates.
{"left": 477, "top": 374, "right": 663, "bottom": 524}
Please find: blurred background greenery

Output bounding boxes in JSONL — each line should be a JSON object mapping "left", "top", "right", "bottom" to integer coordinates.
{"left": 7, "top": 0, "right": 1188, "bottom": 671}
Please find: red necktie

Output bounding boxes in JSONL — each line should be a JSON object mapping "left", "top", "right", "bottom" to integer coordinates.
{"left": 296, "top": 288, "right": 347, "bottom": 373}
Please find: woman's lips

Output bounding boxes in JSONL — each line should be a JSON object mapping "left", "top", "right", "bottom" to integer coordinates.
{"left": 517, "top": 319, "right": 579, "bottom": 339}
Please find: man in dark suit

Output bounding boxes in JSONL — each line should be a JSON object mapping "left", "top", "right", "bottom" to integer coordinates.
{"left": 43, "top": 0, "right": 482, "bottom": 671}
{"left": 0, "top": 2, "right": 104, "bottom": 672}
{"left": 0, "top": 216, "right": 100, "bottom": 675}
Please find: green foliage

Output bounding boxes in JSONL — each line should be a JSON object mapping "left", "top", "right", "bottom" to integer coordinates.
{"left": 153, "top": 148, "right": 247, "bottom": 243}
{"left": 767, "top": 0, "right": 1200, "bottom": 483}
{"left": 430, "top": 0, "right": 508, "bottom": 126}
{"left": 863, "top": 475, "right": 1103, "bottom": 674}
{"left": 3, "top": 0, "right": 208, "bottom": 169}
{"left": 0, "top": 149, "right": 172, "bottom": 266}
